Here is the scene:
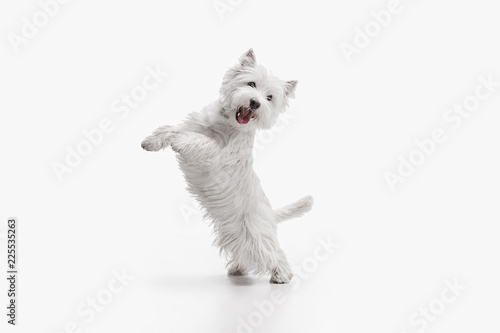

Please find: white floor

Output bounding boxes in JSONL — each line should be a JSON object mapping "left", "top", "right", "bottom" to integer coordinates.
{"left": 2, "top": 199, "right": 500, "bottom": 333}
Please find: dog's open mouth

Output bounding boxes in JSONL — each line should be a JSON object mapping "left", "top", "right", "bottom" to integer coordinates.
{"left": 236, "top": 106, "right": 255, "bottom": 125}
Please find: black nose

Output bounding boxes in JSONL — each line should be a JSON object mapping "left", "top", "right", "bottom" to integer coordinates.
{"left": 250, "top": 98, "right": 260, "bottom": 110}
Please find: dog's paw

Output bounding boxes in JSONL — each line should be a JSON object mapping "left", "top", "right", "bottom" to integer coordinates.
{"left": 141, "top": 135, "right": 164, "bottom": 152}
{"left": 141, "top": 126, "right": 179, "bottom": 152}
{"left": 270, "top": 269, "right": 293, "bottom": 284}
{"left": 228, "top": 269, "right": 246, "bottom": 276}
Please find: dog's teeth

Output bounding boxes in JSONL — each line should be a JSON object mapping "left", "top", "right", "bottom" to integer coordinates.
{"left": 237, "top": 111, "right": 241, "bottom": 117}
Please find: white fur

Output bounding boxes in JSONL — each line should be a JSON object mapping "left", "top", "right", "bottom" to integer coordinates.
{"left": 141, "top": 49, "right": 313, "bottom": 283}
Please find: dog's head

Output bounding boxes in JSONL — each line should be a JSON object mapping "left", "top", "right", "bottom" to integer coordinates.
{"left": 219, "top": 49, "right": 297, "bottom": 131}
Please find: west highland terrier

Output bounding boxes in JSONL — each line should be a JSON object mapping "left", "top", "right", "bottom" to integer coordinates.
{"left": 141, "top": 49, "right": 313, "bottom": 283}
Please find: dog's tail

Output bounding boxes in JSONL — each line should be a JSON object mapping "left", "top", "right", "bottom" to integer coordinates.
{"left": 274, "top": 195, "right": 314, "bottom": 223}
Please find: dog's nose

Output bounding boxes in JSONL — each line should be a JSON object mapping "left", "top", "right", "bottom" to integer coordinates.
{"left": 250, "top": 98, "right": 260, "bottom": 110}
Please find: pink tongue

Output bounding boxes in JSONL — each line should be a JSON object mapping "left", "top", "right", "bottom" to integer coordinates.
{"left": 238, "top": 109, "right": 252, "bottom": 124}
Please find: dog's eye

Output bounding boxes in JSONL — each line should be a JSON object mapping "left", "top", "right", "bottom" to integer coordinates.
{"left": 267, "top": 95, "right": 272, "bottom": 101}
{"left": 248, "top": 82, "right": 256, "bottom": 88}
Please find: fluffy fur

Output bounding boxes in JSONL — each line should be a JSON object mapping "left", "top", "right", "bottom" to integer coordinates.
{"left": 141, "top": 49, "right": 313, "bottom": 283}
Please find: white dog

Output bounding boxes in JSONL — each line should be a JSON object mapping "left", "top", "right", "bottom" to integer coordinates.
{"left": 141, "top": 49, "right": 313, "bottom": 283}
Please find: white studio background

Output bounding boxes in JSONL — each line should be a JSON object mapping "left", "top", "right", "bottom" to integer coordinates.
{"left": 1, "top": 0, "right": 499, "bottom": 332}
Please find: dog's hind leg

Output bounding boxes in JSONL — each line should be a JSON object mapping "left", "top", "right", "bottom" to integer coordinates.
{"left": 270, "top": 249, "right": 293, "bottom": 284}
{"left": 227, "top": 264, "right": 247, "bottom": 276}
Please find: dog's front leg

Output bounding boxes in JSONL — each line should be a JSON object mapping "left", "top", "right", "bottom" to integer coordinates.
{"left": 170, "top": 131, "right": 220, "bottom": 162}
{"left": 141, "top": 125, "right": 179, "bottom": 152}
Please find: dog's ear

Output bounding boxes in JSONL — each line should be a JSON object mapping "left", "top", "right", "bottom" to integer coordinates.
{"left": 239, "top": 49, "right": 256, "bottom": 67}
{"left": 284, "top": 80, "right": 298, "bottom": 98}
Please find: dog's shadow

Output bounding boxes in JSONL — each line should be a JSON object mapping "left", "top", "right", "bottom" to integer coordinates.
{"left": 148, "top": 273, "right": 270, "bottom": 289}
{"left": 227, "top": 274, "right": 259, "bottom": 286}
